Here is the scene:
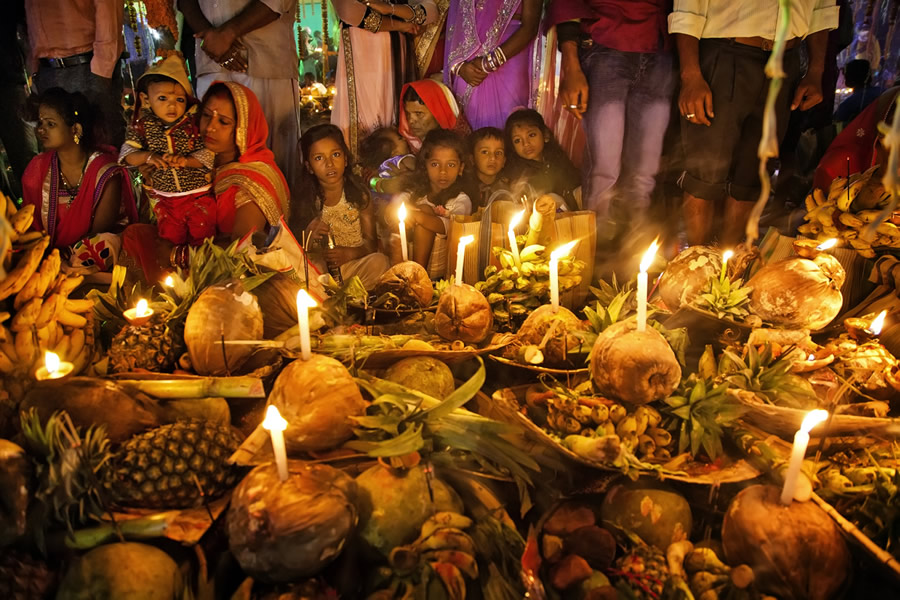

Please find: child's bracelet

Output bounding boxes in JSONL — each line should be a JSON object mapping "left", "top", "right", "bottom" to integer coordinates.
{"left": 369, "top": 176, "right": 381, "bottom": 191}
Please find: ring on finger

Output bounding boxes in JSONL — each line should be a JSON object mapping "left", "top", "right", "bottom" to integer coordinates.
{"left": 685, "top": 113, "right": 696, "bottom": 119}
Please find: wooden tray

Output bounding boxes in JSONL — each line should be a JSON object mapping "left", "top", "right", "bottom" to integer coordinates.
{"left": 480, "top": 385, "right": 760, "bottom": 485}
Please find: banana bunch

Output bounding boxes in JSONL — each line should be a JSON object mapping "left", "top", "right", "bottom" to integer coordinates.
{"left": 0, "top": 201, "right": 95, "bottom": 375}
{"left": 475, "top": 242, "right": 584, "bottom": 329}
{"left": 799, "top": 166, "right": 900, "bottom": 258}
{"left": 537, "top": 386, "right": 674, "bottom": 461}
{"left": 372, "top": 512, "right": 479, "bottom": 600}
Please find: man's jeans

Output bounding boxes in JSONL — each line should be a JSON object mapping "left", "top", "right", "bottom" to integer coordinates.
{"left": 579, "top": 45, "right": 675, "bottom": 238}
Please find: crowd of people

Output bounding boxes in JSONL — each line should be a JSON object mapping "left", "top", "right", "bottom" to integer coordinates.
{"left": 3, "top": 0, "right": 886, "bottom": 288}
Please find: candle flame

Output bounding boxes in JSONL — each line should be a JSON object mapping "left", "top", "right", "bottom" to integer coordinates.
{"left": 135, "top": 299, "right": 149, "bottom": 318}
{"left": 551, "top": 240, "right": 577, "bottom": 261}
{"left": 816, "top": 238, "right": 838, "bottom": 251}
{"left": 44, "top": 351, "right": 60, "bottom": 374}
{"left": 509, "top": 209, "right": 526, "bottom": 232}
{"left": 296, "top": 289, "right": 317, "bottom": 309}
{"left": 800, "top": 409, "right": 828, "bottom": 434}
{"left": 163, "top": 275, "right": 174, "bottom": 287}
{"left": 639, "top": 238, "right": 660, "bottom": 273}
{"left": 397, "top": 203, "right": 407, "bottom": 222}
{"left": 459, "top": 234, "right": 475, "bottom": 247}
{"left": 722, "top": 249, "right": 734, "bottom": 264}
{"left": 808, "top": 354, "right": 816, "bottom": 361}
{"left": 870, "top": 310, "right": 888, "bottom": 335}
{"left": 262, "top": 404, "right": 287, "bottom": 431}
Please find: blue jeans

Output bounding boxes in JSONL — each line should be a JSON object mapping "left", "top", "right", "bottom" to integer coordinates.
{"left": 579, "top": 45, "right": 674, "bottom": 236}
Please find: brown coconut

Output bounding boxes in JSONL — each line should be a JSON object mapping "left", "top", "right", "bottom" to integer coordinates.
{"left": 517, "top": 304, "right": 587, "bottom": 367}
{"left": 590, "top": 321, "right": 681, "bottom": 405}
{"left": 269, "top": 355, "right": 368, "bottom": 452}
{"left": 658, "top": 246, "right": 721, "bottom": 310}
{"left": 183, "top": 281, "right": 264, "bottom": 375}
{"left": 254, "top": 272, "right": 303, "bottom": 339}
{"left": 227, "top": 462, "right": 357, "bottom": 582}
{"left": 434, "top": 283, "right": 493, "bottom": 343}
{"left": 384, "top": 356, "right": 455, "bottom": 399}
{"left": 374, "top": 261, "right": 433, "bottom": 308}
{"left": 722, "top": 485, "right": 850, "bottom": 600}
{"left": 747, "top": 256, "right": 844, "bottom": 330}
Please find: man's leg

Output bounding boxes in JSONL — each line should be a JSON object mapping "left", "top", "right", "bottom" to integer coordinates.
{"left": 683, "top": 191, "right": 716, "bottom": 246}
{"left": 721, "top": 196, "right": 756, "bottom": 246}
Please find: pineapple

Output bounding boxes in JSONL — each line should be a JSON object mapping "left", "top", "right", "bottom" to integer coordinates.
{"left": 107, "top": 311, "right": 182, "bottom": 373}
{"left": 107, "top": 419, "right": 243, "bottom": 508}
{"left": 0, "top": 552, "right": 57, "bottom": 600}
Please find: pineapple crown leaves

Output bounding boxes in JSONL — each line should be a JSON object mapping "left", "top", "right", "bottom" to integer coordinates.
{"left": 663, "top": 373, "right": 745, "bottom": 460}
{"left": 318, "top": 274, "right": 369, "bottom": 327}
{"left": 720, "top": 343, "right": 818, "bottom": 408}
{"left": 692, "top": 275, "right": 752, "bottom": 320}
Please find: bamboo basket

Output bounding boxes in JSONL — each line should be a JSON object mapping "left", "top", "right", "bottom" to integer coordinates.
{"left": 481, "top": 385, "right": 760, "bottom": 485}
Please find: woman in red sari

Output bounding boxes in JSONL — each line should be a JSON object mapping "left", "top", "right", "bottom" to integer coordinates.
{"left": 123, "top": 82, "right": 289, "bottom": 282}
{"left": 398, "top": 79, "right": 471, "bottom": 153}
{"left": 22, "top": 88, "right": 137, "bottom": 271}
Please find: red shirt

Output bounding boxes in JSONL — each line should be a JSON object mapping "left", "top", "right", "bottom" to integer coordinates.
{"left": 548, "top": 0, "right": 671, "bottom": 54}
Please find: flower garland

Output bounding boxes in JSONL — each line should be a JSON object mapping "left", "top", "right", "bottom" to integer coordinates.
{"left": 142, "top": 0, "right": 179, "bottom": 40}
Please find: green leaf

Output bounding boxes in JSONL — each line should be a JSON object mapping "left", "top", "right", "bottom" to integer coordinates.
{"left": 418, "top": 357, "right": 486, "bottom": 420}
{"left": 344, "top": 422, "right": 424, "bottom": 456}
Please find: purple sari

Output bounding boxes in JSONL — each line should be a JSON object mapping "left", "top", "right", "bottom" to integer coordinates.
{"left": 443, "top": 0, "right": 538, "bottom": 130}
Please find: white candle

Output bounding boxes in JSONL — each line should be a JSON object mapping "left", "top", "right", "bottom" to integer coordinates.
{"left": 296, "top": 290, "right": 317, "bottom": 361}
{"left": 637, "top": 238, "right": 659, "bottom": 332}
{"left": 780, "top": 409, "right": 828, "bottom": 505}
{"left": 508, "top": 209, "right": 525, "bottom": 266}
{"left": 720, "top": 249, "right": 733, "bottom": 283}
{"left": 397, "top": 203, "right": 409, "bottom": 262}
{"left": 549, "top": 241, "right": 577, "bottom": 311}
{"left": 869, "top": 309, "right": 888, "bottom": 335}
{"left": 456, "top": 235, "right": 474, "bottom": 284}
{"left": 262, "top": 405, "right": 289, "bottom": 482}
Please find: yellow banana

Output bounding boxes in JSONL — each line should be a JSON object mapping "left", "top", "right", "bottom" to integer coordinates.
{"left": 877, "top": 221, "right": 900, "bottom": 238}
{"left": 837, "top": 179, "right": 865, "bottom": 212}
{"left": 69, "top": 344, "right": 89, "bottom": 375}
{"left": 0, "top": 327, "right": 17, "bottom": 362}
{"left": 858, "top": 210, "right": 884, "bottom": 224}
{"left": 822, "top": 225, "right": 840, "bottom": 237}
{"left": 839, "top": 229, "right": 858, "bottom": 240}
{"left": 5, "top": 195, "right": 16, "bottom": 217}
{"left": 0, "top": 191, "right": 7, "bottom": 221}
{"left": 36, "top": 249, "right": 61, "bottom": 297}
{"left": 49, "top": 321, "right": 61, "bottom": 348}
{"left": 11, "top": 298, "right": 42, "bottom": 332}
{"left": 63, "top": 298, "right": 94, "bottom": 314}
{"left": 417, "top": 513, "right": 473, "bottom": 541}
{"left": 14, "top": 330, "right": 37, "bottom": 367}
{"left": 57, "top": 308, "right": 87, "bottom": 328}
{"left": 55, "top": 274, "right": 84, "bottom": 296}
{"left": 804, "top": 194, "right": 816, "bottom": 212}
{"left": 34, "top": 293, "right": 63, "bottom": 330}
{"left": 14, "top": 272, "right": 42, "bottom": 310}
{"left": 519, "top": 244, "right": 545, "bottom": 263}
{"left": 0, "top": 350, "right": 15, "bottom": 374}
{"left": 813, "top": 188, "right": 827, "bottom": 207}
{"left": 54, "top": 333, "right": 72, "bottom": 359}
{"left": 9, "top": 204, "right": 34, "bottom": 234}
{"left": 14, "top": 231, "right": 43, "bottom": 245}
{"left": 418, "top": 528, "right": 476, "bottom": 554}
{"left": 68, "top": 328, "right": 85, "bottom": 359}
{"left": 0, "top": 312, "right": 9, "bottom": 324}
{"left": 0, "top": 235, "right": 49, "bottom": 300}
{"left": 838, "top": 212, "right": 864, "bottom": 228}
{"left": 35, "top": 325, "right": 51, "bottom": 349}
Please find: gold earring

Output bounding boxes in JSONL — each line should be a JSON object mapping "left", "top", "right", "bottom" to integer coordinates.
{"left": 73, "top": 133, "right": 81, "bottom": 144}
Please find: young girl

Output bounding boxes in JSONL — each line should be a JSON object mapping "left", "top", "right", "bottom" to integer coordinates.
{"left": 292, "top": 124, "right": 389, "bottom": 288}
{"left": 358, "top": 126, "right": 415, "bottom": 197}
{"left": 470, "top": 127, "right": 509, "bottom": 207}
{"left": 504, "top": 109, "right": 580, "bottom": 210}
{"left": 394, "top": 129, "right": 473, "bottom": 278}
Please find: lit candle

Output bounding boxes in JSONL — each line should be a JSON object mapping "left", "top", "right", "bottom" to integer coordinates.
{"left": 720, "top": 249, "right": 733, "bottom": 283}
{"left": 163, "top": 275, "right": 174, "bottom": 288}
{"left": 549, "top": 241, "right": 577, "bottom": 311}
{"left": 262, "top": 405, "right": 289, "bottom": 482}
{"left": 296, "top": 290, "right": 317, "bottom": 361}
{"left": 34, "top": 351, "right": 74, "bottom": 381}
{"left": 816, "top": 238, "right": 838, "bottom": 252}
{"left": 456, "top": 235, "right": 474, "bottom": 284}
{"left": 636, "top": 238, "right": 660, "bottom": 332}
{"left": 869, "top": 310, "right": 887, "bottom": 336}
{"left": 123, "top": 298, "right": 154, "bottom": 326}
{"left": 780, "top": 409, "right": 828, "bottom": 504}
{"left": 508, "top": 209, "right": 525, "bottom": 266}
{"left": 397, "top": 203, "right": 409, "bottom": 262}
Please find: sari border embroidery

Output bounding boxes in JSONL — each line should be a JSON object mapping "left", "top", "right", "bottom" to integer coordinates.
{"left": 342, "top": 27, "right": 360, "bottom": 155}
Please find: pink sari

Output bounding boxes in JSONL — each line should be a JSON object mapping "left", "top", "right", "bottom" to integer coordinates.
{"left": 443, "top": 0, "right": 539, "bottom": 130}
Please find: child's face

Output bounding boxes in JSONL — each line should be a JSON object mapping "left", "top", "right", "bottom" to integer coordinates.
{"left": 473, "top": 137, "right": 505, "bottom": 179}
{"left": 141, "top": 80, "right": 188, "bottom": 124}
{"left": 425, "top": 146, "right": 463, "bottom": 193}
{"left": 306, "top": 136, "right": 346, "bottom": 185}
{"left": 390, "top": 131, "right": 410, "bottom": 157}
{"left": 510, "top": 123, "right": 547, "bottom": 161}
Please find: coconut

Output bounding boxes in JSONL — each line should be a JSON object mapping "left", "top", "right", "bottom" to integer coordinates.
{"left": 747, "top": 256, "right": 844, "bottom": 330}
{"left": 658, "top": 246, "right": 721, "bottom": 310}
{"left": 384, "top": 356, "right": 455, "bottom": 399}
{"left": 56, "top": 542, "right": 182, "bottom": 600}
{"left": 254, "top": 272, "right": 303, "bottom": 339}
{"left": 517, "top": 305, "right": 587, "bottom": 367}
{"left": 374, "top": 261, "right": 433, "bottom": 308}
{"left": 355, "top": 463, "right": 463, "bottom": 557}
{"left": 722, "top": 485, "right": 850, "bottom": 600}
{"left": 227, "top": 462, "right": 357, "bottom": 582}
{"left": 600, "top": 482, "right": 692, "bottom": 550}
{"left": 590, "top": 321, "right": 681, "bottom": 405}
{"left": 434, "top": 284, "right": 493, "bottom": 343}
{"left": 0, "top": 440, "right": 29, "bottom": 546}
{"left": 183, "top": 281, "right": 264, "bottom": 375}
{"left": 269, "top": 355, "right": 368, "bottom": 452}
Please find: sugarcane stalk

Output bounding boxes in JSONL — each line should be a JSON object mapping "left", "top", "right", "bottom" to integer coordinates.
{"left": 811, "top": 492, "right": 900, "bottom": 575}
{"left": 115, "top": 376, "right": 265, "bottom": 398}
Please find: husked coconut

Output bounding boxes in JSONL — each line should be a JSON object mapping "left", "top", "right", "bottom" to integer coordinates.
{"left": 374, "top": 261, "right": 433, "bottom": 308}
{"left": 658, "top": 246, "right": 721, "bottom": 310}
{"left": 384, "top": 356, "right": 455, "bottom": 399}
{"left": 590, "top": 321, "right": 681, "bottom": 405}
{"left": 517, "top": 304, "right": 587, "bottom": 367}
{"left": 56, "top": 542, "right": 182, "bottom": 600}
{"left": 434, "top": 283, "right": 493, "bottom": 343}
{"left": 747, "top": 256, "right": 844, "bottom": 330}
{"left": 269, "top": 355, "right": 368, "bottom": 452}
